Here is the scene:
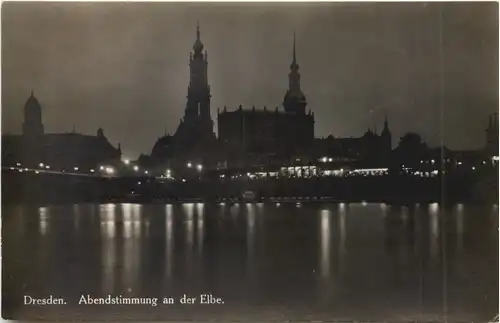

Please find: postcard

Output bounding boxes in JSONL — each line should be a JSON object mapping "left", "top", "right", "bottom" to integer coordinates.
{"left": 2, "top": 1, "right": 498, "bottom": 321}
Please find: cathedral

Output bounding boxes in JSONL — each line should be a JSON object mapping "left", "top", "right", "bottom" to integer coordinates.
{"left": 148, "top": 22, "right": 219, "bottom": 170}
{"left": 147, "top": 23, "right": 393, "bottom": 172}
{"left": 2, "top": 91, "right": 121, "bottom": 170}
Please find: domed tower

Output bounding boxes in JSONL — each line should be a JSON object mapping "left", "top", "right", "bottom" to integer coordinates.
{"left": 283, "top": 32, "right": 307, "bottom": 115}
{"left": 22, "top": 90, "right": 44, "bottom": 137}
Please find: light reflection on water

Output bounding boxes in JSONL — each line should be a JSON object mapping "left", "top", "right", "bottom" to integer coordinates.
{"left": 319, "top": 209, "right": 331, "bottom": 279}
{"left": 4, "top": 202, "right": 497, "bottom": 322}
{"left": 165, "top": 204, "right": 174, "bottom": 280}
{"left": 38, "top": 207, "right": 49, "bottom": 236}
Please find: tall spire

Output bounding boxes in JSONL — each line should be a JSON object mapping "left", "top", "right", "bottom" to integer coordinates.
{"left": 193, "top": 20, "right": 204, "bottom": 53}
{"left": 290, "top": 31, "right": 299, "bottom": 71}
{"left": 283, "top": 31, "right": 306, "bottom": 115}
{"left": 196, "top": 20, "right": 200, "bottom": 40}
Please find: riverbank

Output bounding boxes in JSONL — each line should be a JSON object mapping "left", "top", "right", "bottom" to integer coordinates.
{"left": 3, "top": 169, "right": 497, "bottom": 206}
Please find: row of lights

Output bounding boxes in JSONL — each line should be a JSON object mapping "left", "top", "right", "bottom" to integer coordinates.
{"left": 420, "top": 158, "right": 498, "bottom": 166}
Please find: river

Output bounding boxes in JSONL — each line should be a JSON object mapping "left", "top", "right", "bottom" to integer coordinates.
{"left": 2, "top": 202, "right": 498, "bottom": 321}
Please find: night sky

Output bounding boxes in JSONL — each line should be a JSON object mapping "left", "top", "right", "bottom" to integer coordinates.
{"left": 2, "top": 2, "right": 498, "bottom": 159}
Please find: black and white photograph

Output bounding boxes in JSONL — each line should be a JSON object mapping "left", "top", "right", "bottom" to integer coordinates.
{"left": 1, "top": 1, "right": 499, "bottom": 321}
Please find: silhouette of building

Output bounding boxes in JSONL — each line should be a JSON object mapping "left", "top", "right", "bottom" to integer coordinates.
{"left": 22, "top": 90, "right": 44, "bottom": 137}
{"left": 217, "top": 34, "right": 315, "bottom": 168}
{"left": 150, "top": 22, "right": 218, "bottom": 170}
{"left": 314, "top": 117, "right": 392, "bottom": 167}
{"left": 2, "top": 92, "right": 121, "bottom": 170}
{"left": 485, "top": 112, "right": 499, "bottom": 156}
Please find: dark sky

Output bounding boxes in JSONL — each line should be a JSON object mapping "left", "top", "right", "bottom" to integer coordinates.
{"left": 2, "top": 2, "right": 498, "bottom": 159}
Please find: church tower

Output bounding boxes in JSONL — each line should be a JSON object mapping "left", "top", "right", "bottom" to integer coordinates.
{"left": 22, "top": 90, "right": 44, "bottom": 137}
{"left": 283, "top": 32, "right": 307, "bottom": 115}
{"left": 381, "top": 114, "right": 392, "bottom": 152}
{"left": 185, "top": 21, "right": 213, "bottom": 135}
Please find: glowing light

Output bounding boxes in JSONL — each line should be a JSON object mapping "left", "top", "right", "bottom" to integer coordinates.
{"left": 321, "top": 157, "right": 328, "bottom": 163}
{"left": 74, "top": 167, "right": 79, "bottom": 171}
{"left": 187, "top": 162, "right": 192, "bottom": 168}
{"left": 16, "top": 162, "right": 21, "bottom": 166}
{"left": 182, "top": 179, "right": 186, "bottom": 183}
{"left": 90, "top": 169, "right": 95, "bottom": 173}
{"left": 39, "top": 163, "right": 44, "bottom": 167}
{"left": 100, "top": 166, "right": 104, "bottom": 171}
{"left": 105, "top": 167, "right": 114, "bottom": 174}
{"left": 124, "top": 159, "right": 130, "bottom": 165}
{"left": 472, "top": 167, "right": 475, "bottom": 171}
{"left": 144, "top": 170, "right": 149, "bottom": 175}
{"left": 197, "top": 164, "right": 203, "bottom": 171}
{"left": 133, "top": 165, "right": 139, "bottom": 171}
{"left": 45, "top": 165, "right": 50, "bottom": 169}
{"left": 328, "top": 158, "right": 333, "bottom": 162}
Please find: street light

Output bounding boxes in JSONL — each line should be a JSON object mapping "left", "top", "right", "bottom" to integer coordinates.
{"left": 133, "top": 165, "right": 139, "bottom": 172}
{"left": 39, "top": 163, "right": 44, "bottom": 168}
{"left": 187, "top": 162, "right": 192, "bottom": 168}
{"left": 124, "top": 159, "right": 130, "bottom": 165}
{"left": 105, "top": 167, "right": 114, "bottom": 174}
{"left": 197, "top": 164, "right": 203, "bottom": 171}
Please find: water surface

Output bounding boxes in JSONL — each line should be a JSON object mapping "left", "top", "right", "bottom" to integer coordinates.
{"left": 2, "top": 202, "right": 498, "bottom": 321}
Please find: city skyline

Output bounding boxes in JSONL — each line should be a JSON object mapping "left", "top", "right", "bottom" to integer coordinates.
{"left": 2, "top": 2, "right": 498, "bottom": 158}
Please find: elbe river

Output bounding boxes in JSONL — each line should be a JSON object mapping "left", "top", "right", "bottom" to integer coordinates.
{"left": 2, "top": 202, "right": 498, "bottom": 321}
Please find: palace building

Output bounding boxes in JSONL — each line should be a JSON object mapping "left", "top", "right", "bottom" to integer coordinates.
{"left": 2, "top": 91, "right": 121, "bottom": 171}
{"left": 217, "top": 33, "right": 315, "bottom": 168}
